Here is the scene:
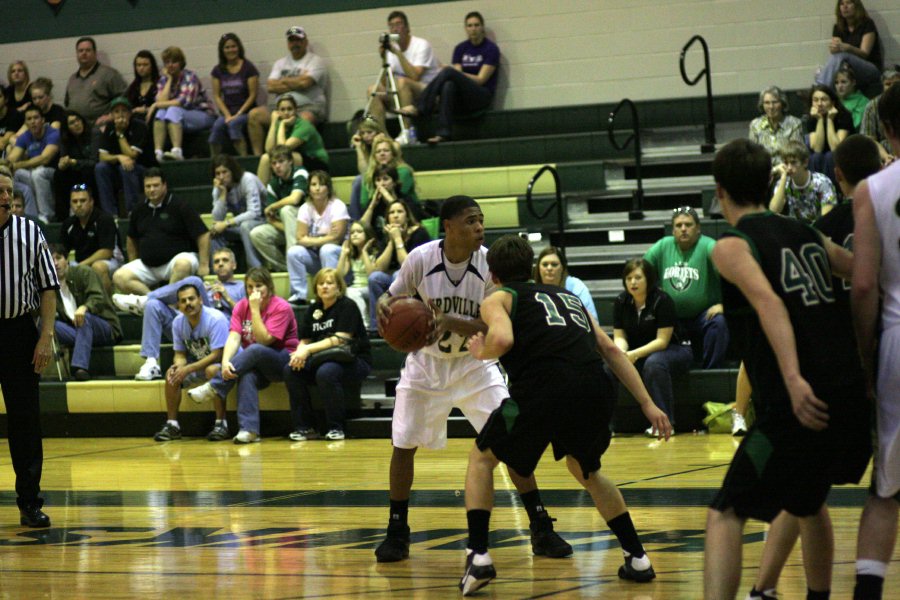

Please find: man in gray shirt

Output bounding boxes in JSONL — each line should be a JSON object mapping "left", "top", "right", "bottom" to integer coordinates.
{"left": 64, "top": 37, "right": 127, "bottom": 127}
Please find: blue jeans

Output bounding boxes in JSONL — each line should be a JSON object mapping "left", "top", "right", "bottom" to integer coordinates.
{"left": 210, "top": 218, "right": 266, "bottom": 269}
{"left": 209, "top": 344, "right": 291, "bottom": 434}
{"left": 415, "top": 67, "right": 493, "bottom": 139}
{"left": 54, "top": 313, "right": 116, "bottom": 371}
{"left": 155, "top": 106, "right": 216, "bottom": 132}
{"left": 348, "top": 174, "right": 364, "bottom": 221}
{"left": 635, "top": 344, "right": 694, "bottom": 426}
{"left": 284, "top": 358, "right": 371, "bottom": 431}
{"left": 808, "top": 151, "right": 837, "bottom": 186}
{"left": 140, "top": 276, "right": 212, "bottom": 359}
{"left": 208, "top": 113, "right": 249, "bottom": 145}
{"left": 367, "top": 270, "right": 397, "bottom": 327}
{"left": 680, "top": 312, "right": 730, "bottom": 369}
{"left": 286, "top": 243, "right": 341, "bottom": 298}
{"left": 816, "top": 53, "right": 882, "bottom": 91}
{"left": 95, "top": 161, "right": 146, "bottom": 216}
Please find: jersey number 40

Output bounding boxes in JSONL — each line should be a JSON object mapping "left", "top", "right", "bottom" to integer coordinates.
{"left": 779, "top": 244, "right": 835, "bottom": 306}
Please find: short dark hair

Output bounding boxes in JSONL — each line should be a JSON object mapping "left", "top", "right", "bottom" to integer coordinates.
{"left": 23, "top": 105, "right": 43, "bottom": 119}
{"left": 76, "top": 37, "right": 96, "bottom": 51}
{"left": 440, "top": 195, "right": 480, "bottom": 223}
{"left": 533, "top": 246, "right": 568, "bottom": 284}
{"left": 309, "top": 170, "right": 333, "bottom": 199}
{"left": 143, "top": 167, "right": 166, "bottom": 184}
{"left": 487, "top": 234, "right": 534, "bottom": 283}
{"left": 270, "top": 144, "right": 293, "bottom": 164}
{"left": 781, "top": 140, "right": 810, "bottom": 163}
{"left": 177, "top": 282, "right": 202, "bottom": 299}
{"left": 211, "top": 153, "right": 244, "bottom": 181}
{"left": 464, "top": 11, "right": 484, "bottom": 25}
{"left": 878, "top": 82, "right": 900, "bottom": 138}
{"left": 622, "top": 258, "right": 657, "bottom": 290}
{"left": 711, "top": 139, "right": 772, "bottom": 207}
{"left": 387, "top": 10, "right": 409, "bottom": 27}
{"left": 833, "top": 134, "right": 882, "bottom": 186}
{"left": 49, "top": 243, "right": 67, "bottom": 257}
{"left": 373, "top": 164, "right": 400, "bottom": 186}
{"left": 161, "top": 46, "right": 186, "bottom": 69}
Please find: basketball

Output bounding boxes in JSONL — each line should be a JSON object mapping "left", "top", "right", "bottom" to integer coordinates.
{"left": 382, "top": 296, "right": 434, "bottom": 352}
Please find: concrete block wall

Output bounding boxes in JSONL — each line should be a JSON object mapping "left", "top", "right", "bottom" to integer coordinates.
{"left": 0, "top": 0, "right": 897, "bottom": 123}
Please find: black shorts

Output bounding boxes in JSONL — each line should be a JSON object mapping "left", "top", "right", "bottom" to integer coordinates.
{"left": 476, "top": 371, "right": 615, "bottom": 480}
{"left": 711, "top": 382, "right": 871, "bottom": 522}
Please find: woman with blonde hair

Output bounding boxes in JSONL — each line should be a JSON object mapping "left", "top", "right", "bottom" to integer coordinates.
{"left": 4, "top": 61, "right": 32, "bottom": 113}
{"left": 352, "top": 133, "right": 418, "bottom": 219}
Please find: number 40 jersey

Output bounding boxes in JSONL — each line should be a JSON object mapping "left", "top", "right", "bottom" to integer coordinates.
{"left": 720, "top": 211, "right": 863, "bottom": 411}
{"left": 389, "top": 240, "right": 494, "bottom": 359}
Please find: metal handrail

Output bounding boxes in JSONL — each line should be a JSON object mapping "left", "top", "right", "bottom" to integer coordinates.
{"left": 526, "top": 165, "right": 566, "bottom": 255}
{"left": 608, "top": 98, "right": 644, "bottom": 220}
{"left": 679, "top": 34, "right": 716, "bottom": 152}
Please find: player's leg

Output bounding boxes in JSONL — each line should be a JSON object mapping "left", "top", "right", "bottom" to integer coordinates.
{"left": 373, "top": 445, "right": 417, "bottom": 562}
{"left": 705, "top": 507, "right": 746, "bottom": 600}
{"left": 798, "top": 505, "right": 833, "bottom": 598}
{"left": 749, "top": 511, "right": 800, "bottom": 599}
{"left": 460, "top": 443, "right": 499, "bottom": 595}
{"left": 855, "top": 495, "right": 899, "bottom": 600}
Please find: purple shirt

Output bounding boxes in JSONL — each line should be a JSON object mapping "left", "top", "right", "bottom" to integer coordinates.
{"left": 211, "top": 60, "right": 260, "bottom": 115}
{"left": 452, "top": 38, "right": 500, "bottom": 95}
{"left": 172, "top": 307, "right": 230, "bottom": 362}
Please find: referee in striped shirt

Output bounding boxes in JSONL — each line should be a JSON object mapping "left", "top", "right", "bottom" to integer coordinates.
{"left": 0, "top": 172, "right": 58, "bottom": 528}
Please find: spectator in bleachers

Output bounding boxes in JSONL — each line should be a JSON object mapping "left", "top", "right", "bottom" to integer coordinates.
{"left": 612, "top": 258, "right": 692, "bottom": 436}
{"left": 367, "top": 198, "right": 429, "bottom": 328}
{"left": 815, "top": 0, "right": 882, "bottom": 93}
{"left": 533, "top": 246, "right": 598, "bottom": 320}
{"left": 0, "top": 163, "right": 33, "bottom": 220}
{"left": 643, "top": 207, "right": 728, "bottom": 369}
{"left": 122, "top": 247, "right": 245, "bottom": 381}
{"left": 50, "top": 243, "right": 121, "bottom": 382}
{"left": 366, "top": 11, "right": 440, "bottom": 145}
{"left": 60, "top": 184, "right": 122, "bottom": 293}
{"left": 9, "top": 106, "right": 59, "bottom": 223}
{"left": 64, "top": 37, "right": 127, "bottom": 127}
{"left": 95, "top": 97, "right": 156, "bottom": 217}
{"left": 0, "top": 86, "right": 24, "bottom": 150}
{"left": 4, "top": 61, "right": 32, "bottom": 114}
{"left": 860, "top": 66, "right": 900, "bottom": 164}
{"left": 257, "top": 94, "right": 329, "bottom": 179}
{"left": 360, "top": 164, "right": 413, "bottom": 236}
{"left": 807, "top": 84, "right": 853, "bottom": 183}
{"left": 349, "top": 117, "right": 389, "bottom": 216}
{"left": 52, "top": 111, "right": 96, "bottom": 220}
{"left": 28, "top": 78, "right": 66, "bottom": 131}
{"left": 152, "top": 282, "right": 231, "bottom": 443}
{"left": 337, "top": 220, "right": 378, "bottom": 329}
{"left": 209, "top": 154, "right": 266, "bottom": 268}
{"left": 124, "top": 50, "right": 159, "bottom": 120}
{"left": 770, "top": 140, "right": 838, "bottom": 223}
{"left": 188, "top": 266, "right": 299, "bottom": 444}
{"left": 284, "top": 267, "right": 372, "bottom": 441}
{"left": 748, "top": 86, "right": 803, "bottom": 165}
{"left": 248, "top": 25, "right": 328, "bottom": 155}
{"left": 208, "top": 33, "right": 259, "bottom": 158}
{"left": 249, "top": 145, "right": 308, "bottom": 271}
{"left": 286, "top": 170, "right": 348, "bottom": 305}
{"left": 10, "top": 189, "right": 27, "bottom": 219}
{"left": 112, "top": 167, "right": 209, "bottom": 294}
{"left": 354, "top": 134, "right": 417, "bottom": 221}
{"left": 395, "top": 11, "right": 500, "bottom": 145}
{"left": 151, "top": 46, "right": 215, "bottom": 162}
{"left": 834, "top": 65, "right": 868, "bottom": 130}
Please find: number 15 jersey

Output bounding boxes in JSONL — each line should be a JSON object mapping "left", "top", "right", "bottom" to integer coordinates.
{"left": 389, "top": 240, "right": 494, "bottom": 358}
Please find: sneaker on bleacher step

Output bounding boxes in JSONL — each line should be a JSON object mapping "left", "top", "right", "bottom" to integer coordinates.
{"left": 153, "top": 422, "right": 181, "bottom": 442}
{"left": 731, "top": 410, "right": 748, "bottom": 436}
{"left": 188, "top": 382, "right": 219, "bottom": 404}
{"left": 163, "top": 147, "right": 184, "bottom": 161}
{"left": 394, "top": 127, "right": 417, "bottom": 146}
{"left": 459, "top": 549, "right": 496, "bottom": 595}
{"left": 135, "top": 358, "right": 162, "bottom": 381}
{"left": 112, "top": 293, "right": 147, "bottom": 316}
{"left": 325, "top": 428, "right": 345, "bottom": 441}
{"left": 233, "top": 430, "right": 259, "bottom": 444}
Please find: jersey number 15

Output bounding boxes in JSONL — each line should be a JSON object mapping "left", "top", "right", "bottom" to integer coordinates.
{"left": 534, "top": 292, "right": 591, "bottom": 332}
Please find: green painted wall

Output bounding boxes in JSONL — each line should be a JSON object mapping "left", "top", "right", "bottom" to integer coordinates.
{"left": 8, "top": 0, "right": 453, "bottom": 43}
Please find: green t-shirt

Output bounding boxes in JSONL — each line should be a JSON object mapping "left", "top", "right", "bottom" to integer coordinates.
{"left": 359, "top": 165, "right": 418, "bottom": 211}
{"left": 840, "top": 91, "right": 868, "bottom": 130}
{"left": 289, "top": 118, "right": 329, "bottom": 165}
{"left": 266, "top": 166, "right": 309, "bottom": 206}
{"left": 643, "top": 234, "right": 721, "bottom": 319}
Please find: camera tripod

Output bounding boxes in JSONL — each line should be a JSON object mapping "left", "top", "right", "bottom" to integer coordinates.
{"left": 363, "top": 56, "right": 410, "bottom": 139}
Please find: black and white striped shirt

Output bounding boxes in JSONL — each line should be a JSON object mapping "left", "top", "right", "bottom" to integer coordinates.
{"left": 0, "top": 215, "right": 59, "bottom": 319}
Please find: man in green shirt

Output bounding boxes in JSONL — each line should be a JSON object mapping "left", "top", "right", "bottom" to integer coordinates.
{"left": 643, "top": 206, "right": 729, "bottom": 368}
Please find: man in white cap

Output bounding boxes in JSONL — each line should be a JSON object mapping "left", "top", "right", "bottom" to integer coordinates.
{"left": 248, "top": 25, "right": 329, "bottom": 155}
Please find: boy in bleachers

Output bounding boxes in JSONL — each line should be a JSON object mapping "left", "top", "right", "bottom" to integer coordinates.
{"left": 769, "top": 140, "right": 837, "bottom": 224}
{"left": 249, "top": 144, "right": 308, "bottom": 272}
{"left": 153, "top": 282, "right": 230, "bottom": 442}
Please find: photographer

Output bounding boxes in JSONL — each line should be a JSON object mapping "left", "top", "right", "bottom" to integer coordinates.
{"left": 364, "top": 11, "right": 439, "bottom": 145}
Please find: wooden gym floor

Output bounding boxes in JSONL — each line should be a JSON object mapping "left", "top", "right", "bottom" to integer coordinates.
{"left": 0, "top": 434, "right": 895, "bottom": 599}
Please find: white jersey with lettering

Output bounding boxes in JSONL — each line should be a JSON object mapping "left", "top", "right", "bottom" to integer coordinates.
{"left": 869, "top": 159, "right": 900, "bottom": 332}
{"left": 388, "top": 239, "right": 494, "bottom": 358}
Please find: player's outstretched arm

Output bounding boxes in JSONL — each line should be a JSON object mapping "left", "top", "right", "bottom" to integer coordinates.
{"left": 467, "top": 292, "right": 513, "bottom": 360}
{"left": 851, "top": 181, "right": 882, "bottom": 389}
{"left": 712, "top": 237, "right": 829, "bottom": 430}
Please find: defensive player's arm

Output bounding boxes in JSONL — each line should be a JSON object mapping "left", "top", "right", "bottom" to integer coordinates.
{"left": 712, "top": 236, "right": 829, "bottom": 430}
{"left": 851, "top": 181, "right": 881, "bottom": 387}
{"left": 467, "top": 291, "right": 512, "bottom": 360}
{"left": 818, "top": 230, "right": 853, "bottom": 281}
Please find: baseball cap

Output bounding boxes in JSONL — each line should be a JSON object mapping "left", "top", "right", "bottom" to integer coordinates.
{"left": 109, "top": 96, "right": 132, "bottom": 110}
{"left": 286, "top": 26, "right": 307, "bottom": 40}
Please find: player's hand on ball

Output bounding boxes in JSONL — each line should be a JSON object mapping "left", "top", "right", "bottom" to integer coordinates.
{"left": 467, "top": 332, "right": 486, "bottom": 359}
{"left": 424, "top": 299, "right": 443, "bottom": 345}
{"left": 375, "top": 294, "right": 394, "bottom": 336}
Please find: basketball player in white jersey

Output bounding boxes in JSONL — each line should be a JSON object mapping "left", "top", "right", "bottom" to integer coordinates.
{"left": 852, "top": 83, "right": 900, "bottom": 600}
{"left": 372, "top": 196, "right": 571, "bottom": 563}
